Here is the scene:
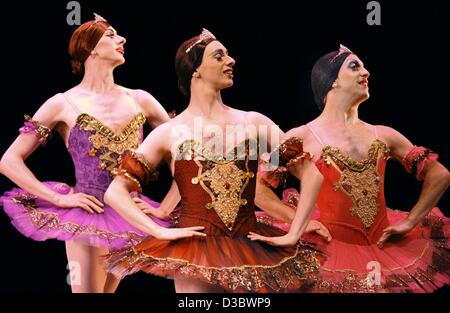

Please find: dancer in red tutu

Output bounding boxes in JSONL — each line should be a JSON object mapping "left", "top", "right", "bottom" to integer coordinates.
{"left": 254, "top": 44, "right": 450, "bottom": 292}
{"left": 102, "top": 29, "right": 326, "bottom": 293}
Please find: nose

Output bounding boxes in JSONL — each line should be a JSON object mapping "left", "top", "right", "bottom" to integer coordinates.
{"left": 361, "top": 66, "right": 370, "bottom": 78}
{"left": 117, "top": 35, "right": 126, "bottom": 45}
{"left": 226, "top": 55, "right": 236, "bottom": 67}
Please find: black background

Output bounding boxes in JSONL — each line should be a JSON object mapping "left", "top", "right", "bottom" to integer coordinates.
{"left": 1, "top": 0, "right": 448, "bottom": 294}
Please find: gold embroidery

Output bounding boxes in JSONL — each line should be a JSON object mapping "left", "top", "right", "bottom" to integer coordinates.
{"left": 12, "top": 191, "right": 144, "bottom": 245}
{"left": 323, "top": 140, "right": 389, "bottom": 230}
{"left": 105, "top": 243, "right": 323, "bottom": 292}
{"left": 196, "top": 159, "right": 252, "bottom": 230}
{"left": 22, "top": 115, "right": 52, "bottom": 143}
{"left": 177, "top": 139, "right": 253, "bottom": 161}
{"left": 315, "top": 272, "right": 383, "bottom": 293}
{"left": 334, "top": 162, "right": 380, "bottom": 229}
{"left": 316, "top": 238, "right": 449, "bottom": 292}
{"left": 126, "top": 150, "right": 155, "bottom": 174}
{"left": 178, "top": 139, "right": 256, "bottom": 231}
{"left": 256, "top": 213, "right": 276, "bottom": 226}
{"left": 76, "top": 113, "right": 146, "bottom": 172}
{"left": 322, "top": 140, "right": 389, "bottom": 172}
{"left": 111, "top": 168, "right": 143, "bottom": 193}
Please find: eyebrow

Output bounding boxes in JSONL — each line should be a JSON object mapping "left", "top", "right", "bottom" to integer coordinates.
{"left": 105, "top": 28, "right": 117, "bottom": 34}
{"left": 209, "top": 49, "right": 228, "bottom": 56}
{"left": 348, "top": 59, "right": 365, "bottom": 67}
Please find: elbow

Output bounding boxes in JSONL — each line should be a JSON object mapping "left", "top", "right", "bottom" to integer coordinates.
{"left": 0, "top": 153, "right": 14, "bottom": 176}
{"left": 254, "top": 193, "right": 263, "bottom": 208}
{"left": 443, "top": 170, "right": 450, "bottom": 188}
{"left": 103, "top": 186, "right": 114, "bottom": 207}
{"left": 432, "top": 165, "right": 450, "bottom": 188}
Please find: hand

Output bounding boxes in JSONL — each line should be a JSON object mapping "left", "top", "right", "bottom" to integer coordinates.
{"left": 305, "top": 220, "right": 332, "bottom": 242}
{"left": 133, "top": 197, "right": 168, "bottom": 219}
{"left": 247, "top": 232, "right": 298, "bottom": 247}
{"left": 155, "top": 226, "right": 206, "bottom": 241}
{"left": 53, "top": 190, "right": 104, "bottom": 214}
{"left": 377, "top": 219, "right": 415, "bottom": 248}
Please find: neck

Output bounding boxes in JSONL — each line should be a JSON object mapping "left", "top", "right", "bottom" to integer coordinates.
{"left": 187, "top": 83, "right": 226, "bottom": 118}
{"left": 79, "top": 63, "right": 115, "bottom": 93}
{"left": 318, "top": 95, "right": 361, "bottom": 126}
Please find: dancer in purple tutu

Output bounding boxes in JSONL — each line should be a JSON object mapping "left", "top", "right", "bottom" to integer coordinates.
{"left": 0, "top": 13, "right": 180, "bottom": 292}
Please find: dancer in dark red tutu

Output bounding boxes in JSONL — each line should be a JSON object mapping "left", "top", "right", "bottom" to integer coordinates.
{"left": 102, "top": 29, "right": 326, "bottom": 293}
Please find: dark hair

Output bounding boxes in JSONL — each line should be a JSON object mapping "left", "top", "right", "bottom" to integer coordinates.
{"left": 311, "top": 50, "right": 352, "bottom": 111}
{"left": 68, "top": 20, "right": 110, "bottom": 75}
{"left": 175, "top": 36, "right": 216, "bottom": 96}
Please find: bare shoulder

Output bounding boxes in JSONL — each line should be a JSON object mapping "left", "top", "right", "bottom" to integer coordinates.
{"left": 40, "top": 93, "right": 67, "bottom": 111}
{"left": 31, "top": 93, "right": 68, "bottom": 127}
{"left": 122, "top": 88, "right": 155, "bottom": 109}
{"left": 374, "top": 124, "right": 410, "bottom": 144}
{"left": 246, "top": 110, "right": 270, "bottom": 124}
{"left": 245, "top": 111, "right": 283, "bottom": 131}
{"left": 372, "top": 124, "right": 414, "bottom": 158}
{"left": 284, "top": 125, "right": 310, "bottom": 140}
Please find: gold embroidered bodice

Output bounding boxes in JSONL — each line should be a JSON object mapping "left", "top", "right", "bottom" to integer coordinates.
{"left": 75, "top": 113, "right": 146, "bottom": 172}
{"left": 320, "top": 140, "right": 390, "bottom": 230}
{"left": 175, "top": 139, "right": 257, "bottom": 231}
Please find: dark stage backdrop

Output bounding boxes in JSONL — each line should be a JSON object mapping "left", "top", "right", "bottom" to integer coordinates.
{"left": 1, "top": 0, "right": 448, "bottom": 293}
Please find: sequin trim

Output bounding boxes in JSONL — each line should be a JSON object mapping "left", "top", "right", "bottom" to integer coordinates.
{"left": 11, "top": 189, "right": 144, "bottom": 245}
{"left": 178, "top": 139, "right": 255, "bottom": 231}
{"left": 20, "top": 115, "right": 52, "bottom": 144}
{"left": 76, "top": 113, "right": 146, "bottom": 172}
{"left": 106, "top": 243, "right": 323, "bottom": 292}
{"left": 323, "top": 140, "right": 389, "bottom": 230}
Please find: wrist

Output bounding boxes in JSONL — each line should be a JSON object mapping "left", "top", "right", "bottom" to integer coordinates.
{"left": 405, "top": 215, "right": 419, "bottom": 229}
{"left": 147, "top": 223, "right": 162, "bottom": 237}
{"left": 50, "top": 192, "right": 63, "bottom": 206}
{"left": 286, "top": 231, "right": 300, "bottom": 244}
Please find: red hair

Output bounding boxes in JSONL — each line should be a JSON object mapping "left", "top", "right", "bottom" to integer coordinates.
{"left": 68, "top": 20, "right": 110, "bottom": 75}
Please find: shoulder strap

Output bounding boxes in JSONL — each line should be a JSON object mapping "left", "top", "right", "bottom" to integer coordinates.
{"left": 306, "top": 123, "right": 326, "bottom": 147}
{"left": 62, "top": 92, "right": 82, "bottom": 115}
{"left": 130, "top": 89, "right": 142, "bottom": 114}
{"left": 373, "top": 125, "right": 379, "bottom": 140}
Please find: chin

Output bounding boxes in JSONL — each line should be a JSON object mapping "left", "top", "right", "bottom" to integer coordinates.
{"left": 359, "top": 94, "right": 369, "bottom": 103}
{"left": 220, "top": 81, "right": 234, "bottom": 90}
{"left": 113, "top": 58, "right": 125, "bottom": 67}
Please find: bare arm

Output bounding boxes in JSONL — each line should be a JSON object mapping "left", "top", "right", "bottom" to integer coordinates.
{"left": 132, "top": 89, "right": 181, "bottom": 218}
{"left": 255, "top": 175, "right": 295, "bottom": 223}
{"left": 0, "top": 94, "right": 103, "bottom": 212}
{"left": 104, "top": 123, "right": 204, "bottom": 239}
{"left": 248, "top": 127, "right": 325, "bottom": 246}
{"left": 283, "top": 159, "right": 324, "bottom": 241}
{"left": 134, "top": 180, "right": 181, "bottom": 219}
{"left": 377, "top": 126, "right": 450, "bottom": 247}
{"left": 246, "top": 111, "right": 285, "bottom": 152}
{"left": 135, "top": 89, "right": 171, "bottom": 129}
{"left": 249, "top": 111, "right": 295, "bottom": 221}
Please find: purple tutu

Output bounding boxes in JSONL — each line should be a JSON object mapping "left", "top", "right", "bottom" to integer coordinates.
{"left": 1, "top": 181, "right": 173, "bottom": 249}
{"left": 1, "top": 110, "right": 176, "bottom": 250}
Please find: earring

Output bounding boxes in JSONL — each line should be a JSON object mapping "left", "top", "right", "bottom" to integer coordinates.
{"left": 193, "top": 72, "right": 200, "bottom": 78}
{"left": 91, "top": 50, "right": 98, "bottom": 56}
